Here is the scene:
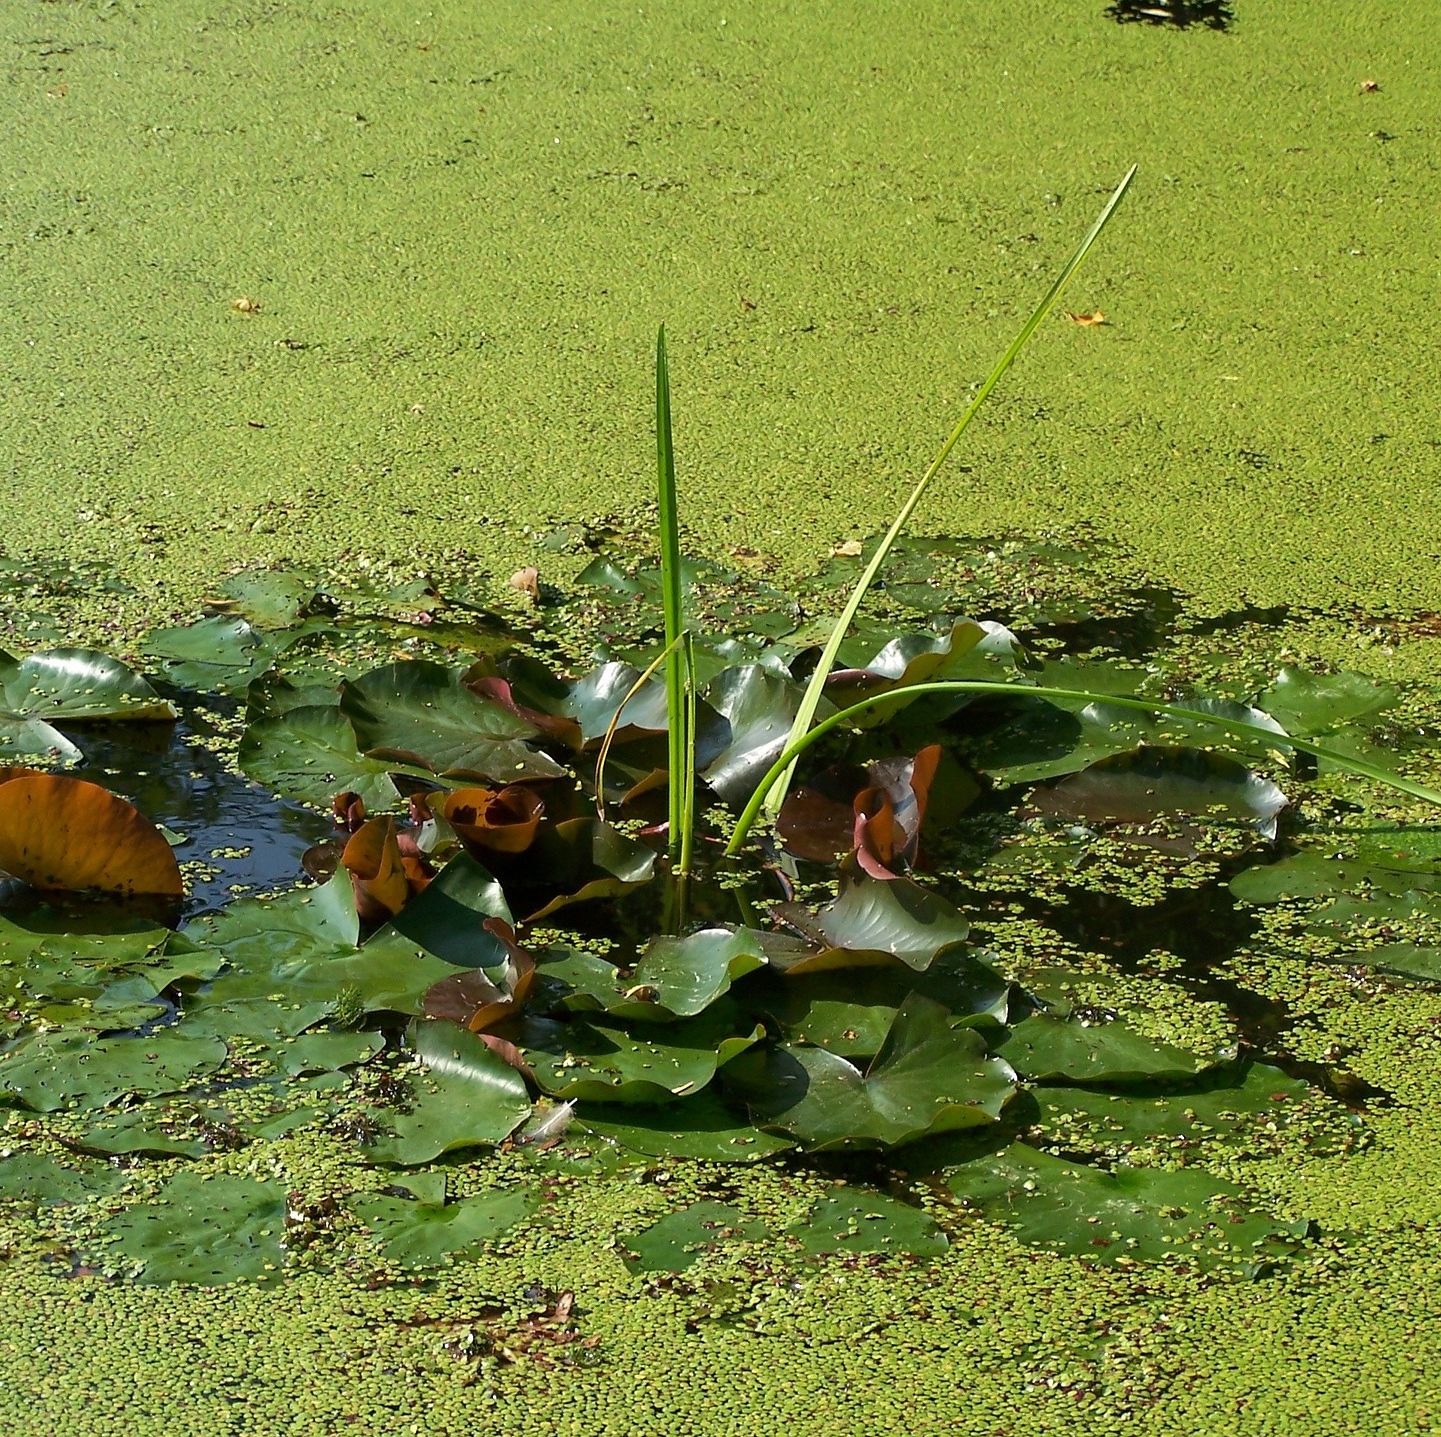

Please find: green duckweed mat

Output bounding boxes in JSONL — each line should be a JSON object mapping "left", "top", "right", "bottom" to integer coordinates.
{"left": 3, "top": 2, "right": 1440, "bottom": 1433}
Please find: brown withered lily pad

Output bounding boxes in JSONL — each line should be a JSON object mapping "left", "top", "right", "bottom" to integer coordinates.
{"left": 0, "top": 769, "right": 183, "bottom": 898}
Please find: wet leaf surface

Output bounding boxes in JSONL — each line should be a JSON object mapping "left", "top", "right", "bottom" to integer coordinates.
{"left": 351, "top": 1184, "right": 539, "bottom": 1267}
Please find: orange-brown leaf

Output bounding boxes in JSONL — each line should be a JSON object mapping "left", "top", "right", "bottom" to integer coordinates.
{"left": 0, "top": 772, "right": 183, "bottom": 898}
{"left": 440, "top": 785, "right": 544, "bottom": 856}
{"left": 341, "top": 817, "right": 410, "bottom": 924}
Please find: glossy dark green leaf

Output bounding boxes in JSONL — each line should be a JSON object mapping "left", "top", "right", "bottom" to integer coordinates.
{"left": 728, "top": 995, "right": 1016, "bottom": 1149}
{"left": 100, "top": 1173, "right": 286, "bottom": 1284}
{"left": 0, "top": 1029, "right": 228, "bottom": 1112}
{"left": 775, "top": 870, "right": 970, "bottom": 973}
{"left": 700, "top": 665, "right": 812, "bottom": 805}
{"left": 341, "top": 661, "right": 564, "bottom": 780}
{"left": 579, "top": 1090, "right": 794, "bottom": 1161}
{"left": 519, "top": 1006, "right": 762, "bottom": 1104}
{"left": 1031, "top": 747, "right": 1288, "bottom": 842}
{"left": 1, "top": 649, "right": 177, "bottom": 722}
{"left": 143, "top": 615, "right": 285, "bottom": 692}
{"left": 364, "top": 1021, "right": 532, "bottom": 1164}
{"left": 0, "top": 1153, "right": 126, "bottom": 1206}
{"left": 368, "top": 853, "right": 516, "bottom": 970}
{"left": 995, "top": 1012, "right": 1219, "bottom": 1085}
{"left": 1256, "top": 665, "right": 1398, "bottom": 737}
{"left": 521, "top": 818, "right": 657, "bottom": 921}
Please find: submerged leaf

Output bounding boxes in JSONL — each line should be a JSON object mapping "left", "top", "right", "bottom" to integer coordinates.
{"left": 785, "top": 1186, "right": 948, "bottom": 1259}
{"left": 351, "top": 1186, "right": 539, "bottom": 1267}
{"left": 579, "top": 1090, "right": 794, "bottom": 1161}
{"left": 946, "top": 1144, "right": 1306, "bottom": 1270}
{"left": 622, "top": 1201, "right": 771, "bottom": 1273}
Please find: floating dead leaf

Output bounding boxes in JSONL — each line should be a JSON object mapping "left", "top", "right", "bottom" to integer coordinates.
{"left": 832, "top": 539, "right": 864, "bottom": 558}
{"left": 1064, "top": 310, "right": 1108, "bottom": 327}
{"left": 421, "top": 934, "right": 536, "bottom": 1034}
{"left": 0, "top": 770, "right": 183, "bottom": 898}
{"left": 341, "top": 817, "right": 410, "bottom": 924}
{"left": 1360, "top": 78, "right": 1380, "bottom": 93}
{"left": 230, "top": 296, "right": 261, "bottom": 314}
{"left": 507, "top": 567, "right": 541, "bottom": 605}
{"left": 435, "top": 785, "right": 544, "bottom": 857}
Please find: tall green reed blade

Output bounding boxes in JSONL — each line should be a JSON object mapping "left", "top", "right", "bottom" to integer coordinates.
{"left": 655, "top": 325, "right": 694, "bottom": 871}
{"left": 726, "top": 676, "right": 1441, "bottom": 855}
{"left": 762, "top": 164, "right": 1138, "bottom": 820}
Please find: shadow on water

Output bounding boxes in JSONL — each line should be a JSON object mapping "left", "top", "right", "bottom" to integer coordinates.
{"left": 1106, "top": 0, "right": 1234, "bottom": 30}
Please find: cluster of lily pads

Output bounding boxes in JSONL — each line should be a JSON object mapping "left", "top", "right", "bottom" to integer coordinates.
{"left": 2, "top": 544, "right": 1430, "bottom": 1281}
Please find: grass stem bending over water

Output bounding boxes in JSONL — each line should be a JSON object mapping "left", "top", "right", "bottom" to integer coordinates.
{"left": 727, "top": 677, "right": 1441, "bottom": 855}
{"left": 763, "top": 165, "right": 1138, "bottom": 820}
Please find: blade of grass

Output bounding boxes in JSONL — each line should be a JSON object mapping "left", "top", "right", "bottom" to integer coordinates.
{"left": 763, "top": 165, "right": 1137, "bottom": 819}
{"left": 655, "top": 325, "right": 694, "bottom": 870}
{"left": 726, "top": 677, "right": 1441, "bottom": 856}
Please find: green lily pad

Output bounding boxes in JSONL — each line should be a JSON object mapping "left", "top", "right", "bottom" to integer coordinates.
{"left": 1, "top": 648, "right": 177, "bottom": 722}
{"left": 0, "top": 1153, "right": 126, "bottom": 1206}
{"left": 775, "top": 871, "right": 970, "bottom": 973}
{"left": 786, "top": 1186, "right": 948, "bottom": 1259}
{"left": 626, "top": 928, "right": 770, "bottom": 1018}
{"left": 100, "top": 1172, "right": 287, "bottom": 1284}
{"left": 519, "top": 1006, "right": 763, "bottom": 1104}
{"left": 995, "top": 1012, "right": 1219, "bottom": 1085}
{"left": 521, "top": 819, "right": 658, "bottom": 922}
{"left": 0, "top": 1029, "right": 228, "bottom": 1112}
{"left": 749, "top": 950, "right": 1010, "bottom": 1059}
{"left": 946, "top": 1144, "right": 1307, "bottom": 1271}
{"left": 143, "top": 615, "right": 286, "bottom": 693}
{"left": 276, "top": 1028, "right": 385, "bottom": 1076}
{"left": 701, "top": 665, "right": 813, "bottom": 805}
{"left": 727, "top": 995, "right": 1016, "bottom": 1149}
{"left": 340, "top": 661, "right": 564, "bottom": 780}
{"left": 351, "top": 1186, "right": 539, "bottom": 1267}
{"left": 364, "top": 1021, "right": 532, "bottom": 1164}
{"left": 218, "top": 569, "right": 323, "bottom": 628}
{"left": 621, "top": 1200, "right": 772, "bottom": 1273}
{"left": 238, "top": 704, "right": 405, "bottom": 811}
{"left": 1031, "top": 747, "right": 1288, "bottom": 842}
{"left": 1256, "top": 665, "right": 1397, "bottom": 737}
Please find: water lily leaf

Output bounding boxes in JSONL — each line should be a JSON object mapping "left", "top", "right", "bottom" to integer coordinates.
{"left": 1231, "top": 826, "right": 1441, "bottom": 905}
{"left": 369, "top": 853, "right": 516, "bottom": 970}
{"left": 563, "top": 660, "right": 670, "bottom": 744}
{"left": 216, "top": 569, "right": 322, "bottom": 628}
{"left": 99, "top": 1173, "right": 286, "bottom": 1284}
{"left": 0, "top": 1154, "right": 126, "bottom": 1206}
{"left": 995, "top": 1012, "right": 1218, "bottom": 1085}
{"left": 143, "top": 615, "right": 285, "bottom": 692}
{"left": 786, "top": 1186, "right": 948, "bottom": 1259}
{"left": 0, "top": 1029, "right": 228, "bottom": 1112}
{"left": 1, "top": 649, "right": 177, "bottom": 723}
{"left": 579, "top": 1090, "right": 794, "bottom": 1161}
{"left": 700, "top": 665, "right": 814, "bottom": 805}
{"left": 520, "top": 818, "right": 657, "bottom": 922}
{"left": 749, "top": 949, "right": 1010, "bottom": 1059}
{"left": 628, "top": 928, "right": 770, "bottom": 1017}
{"left": 364, "top": 1020, "right": 532, "bottom": 1164}
{"left": 435, "top": 785, "right": 544, "bottom": 857}
{"left": 946, "top": 1144, "right": 1307, "bottom": 1271}
{"left": 0, "top": 715, "right": 81, "bottom": 764}
{"left": 970, "top": 695, "right": 1158, "bottom": 786}
{"left": 238, "top": 704, "right": 405, "bottom": 811}
{"left": 0, "top": 771, "right": 183, "bottom": 897}
{"left": 774, "top": 869, "right": 970, "bottom": 973}
{"left": 727, "top": 995, "right": 1016, "bottom": 1149}
{"left": 621, "top": 1201, "right": 772, "bottom": 1273}
{"left": 827, "top": 620, "right": 989, "bottom": 704}
{"left": 341, "top": 661, "right": 564, "bottom": 781}
{"left": 518, "top": 1006, "right": 762, "bottom": 1104}
{"left": 1256, "top": 665, "right": 1398, "bottom": 737}
{"left": 277, "top": 1028, "right": 385, "bottom": 1076}
{"left": 351, "top": 1186, "right": 539, "bottom": 1267}
{"left": 1031, "top": 747, "right": 1288, "bottom": 843}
